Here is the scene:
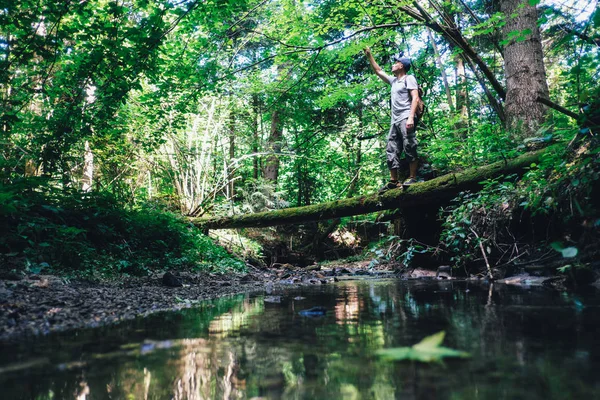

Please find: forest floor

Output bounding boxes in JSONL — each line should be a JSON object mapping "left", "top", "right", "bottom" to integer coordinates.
{"left": 0, "top": 261, "right": 406, "bottom": 341}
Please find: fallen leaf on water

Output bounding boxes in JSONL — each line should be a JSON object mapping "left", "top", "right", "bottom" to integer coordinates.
{"left": 376, "top": 331, "right": 470, "bottom": 363}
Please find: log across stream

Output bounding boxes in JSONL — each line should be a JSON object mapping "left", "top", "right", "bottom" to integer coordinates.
{"left": 193, "top": 148, "right": 547, "bottom": 230}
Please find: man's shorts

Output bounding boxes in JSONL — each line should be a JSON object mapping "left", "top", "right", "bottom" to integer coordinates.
{"left": 386, "top": 118, "right": 417, "bottom": 170}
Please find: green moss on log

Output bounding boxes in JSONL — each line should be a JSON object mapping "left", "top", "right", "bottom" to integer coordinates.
{"left": 191, "top": 148, "right": 547, "bottom": 230}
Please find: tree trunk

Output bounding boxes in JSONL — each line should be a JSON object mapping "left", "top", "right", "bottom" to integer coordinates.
{"left": 193, "top": 148, "right": 548, "bottom": 230}
{"left": 455, "top": 55, "right": 469, "bottom": 134}
{"left": 82, "top": 140, "right": 93, "bottom": 192}
{"left": 263, "top": 109, "right": 282, "bottom": 183}
{"left": 427, "top": 28, "right": 454, "bottom": 113}
{"left": 252, "top": 94, "right": 260, "bottom": 180}
{"left": 501, "top": 0, "right": 550, "bottom": 137}
{"left": 228, "top": 110, "right": 235, "bottom": 198}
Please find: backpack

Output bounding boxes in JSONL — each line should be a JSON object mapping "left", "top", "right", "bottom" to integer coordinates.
{"left": 404, "top": 77, "right": 425, "bottom": 119}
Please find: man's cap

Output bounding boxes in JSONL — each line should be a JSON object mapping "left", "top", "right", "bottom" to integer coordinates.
{"left": 393, "top": 55, "right": 411, "bottom": 72}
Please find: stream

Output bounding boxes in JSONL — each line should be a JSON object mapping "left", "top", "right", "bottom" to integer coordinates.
{"left": 1, "top": 279, "right": 599, "bottom": 399}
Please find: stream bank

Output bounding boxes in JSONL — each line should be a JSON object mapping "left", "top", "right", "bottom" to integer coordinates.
{"left": 2, "top": 258, "right": 599, "bottom": 342}
{"left": 0, "top": 262, "right": 394, "bottom": 341}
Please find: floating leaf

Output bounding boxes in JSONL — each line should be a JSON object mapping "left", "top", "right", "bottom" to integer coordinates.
{"left": 376, "top": 331, "right": 470, "bottom": 363}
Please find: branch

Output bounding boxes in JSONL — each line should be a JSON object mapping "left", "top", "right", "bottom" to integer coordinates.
{"left": 406, "top": 2, "right": 506, "bottom": 100}
{"left": 536, "top": 96, "right": 579, "bottom": 120}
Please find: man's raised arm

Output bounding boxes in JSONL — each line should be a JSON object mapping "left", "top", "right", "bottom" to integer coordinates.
{"left": 364, "top": 47, "right": 391, "bottom": 84}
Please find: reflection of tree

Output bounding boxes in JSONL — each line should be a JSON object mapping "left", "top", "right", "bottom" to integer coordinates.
{"left": 10, "top": 282, "right": 600, "bottom": 400}
{"left": 335, "top": 285, "right": 361, "bottom": 324}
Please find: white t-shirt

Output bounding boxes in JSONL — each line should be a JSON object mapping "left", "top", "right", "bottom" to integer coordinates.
{"left": 387, "top": 75, "right": 418, "bottom": 123}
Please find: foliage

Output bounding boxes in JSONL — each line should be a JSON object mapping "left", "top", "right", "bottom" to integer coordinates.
{"left": 376, "top": 331, "right": 470, "bottom": 363}
{"left": 0, "top": 179, "right": 245, "bottom": 276}
{"left": 439, "top": 131, "right": 599, "bottom": 272}
{"left": 439, "top": 177, "right": 519, "bottom": 269}
{"left": 366, "top": 236, "right": 436, "bottom": 269}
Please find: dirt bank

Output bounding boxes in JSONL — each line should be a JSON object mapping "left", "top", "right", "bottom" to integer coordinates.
{"left": 0, "top": 262, "right": 400, "bottom": 341}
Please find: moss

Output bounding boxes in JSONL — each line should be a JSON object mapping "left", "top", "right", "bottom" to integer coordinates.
{"left": 193, "top": 147, "right": 549, "bottom": 230}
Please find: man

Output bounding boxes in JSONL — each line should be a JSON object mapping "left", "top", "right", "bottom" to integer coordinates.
{"left": 364, "top": 47, "right": 420, "bottom": 190}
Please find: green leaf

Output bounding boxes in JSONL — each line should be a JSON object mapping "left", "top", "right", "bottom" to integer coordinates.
{"left": 557, "top": 264, "right": 571, "bottom": 273}
{"left": 416, "top": 331, "right": 446, "bottom": 348}
{"left": 561, "top": 247, "right": 578, "bottom": 258}
{"left": 528, "top": 0, "right": 541, "bottom": 6}
{"left": 376, "top": 331, "right": 470, "bottom": 363}
{"left": 550, "top": 241, "right": 564, "bottom": 252}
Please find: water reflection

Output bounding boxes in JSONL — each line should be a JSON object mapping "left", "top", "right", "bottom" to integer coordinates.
{"left": 1, "top": 280, "right": 600, "bottom": 399}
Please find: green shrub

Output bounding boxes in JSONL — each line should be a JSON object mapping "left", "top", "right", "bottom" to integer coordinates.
{"left": 0, "top": 179, "right": 245, "bottom": 277}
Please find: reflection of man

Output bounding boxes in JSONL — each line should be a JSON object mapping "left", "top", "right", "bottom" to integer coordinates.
{"left": 364, "top": 47, "right": 420, "bottom": 190}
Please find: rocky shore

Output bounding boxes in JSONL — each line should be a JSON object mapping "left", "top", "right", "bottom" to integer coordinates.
{"left": 4, "top": 260, "right": 592, "bottom": 342}
{"left": 0, "top": 262, "right": 400, "bottom": 341}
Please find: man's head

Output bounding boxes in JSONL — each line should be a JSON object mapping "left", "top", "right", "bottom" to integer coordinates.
{"left": 392, "top": 55, "right": 411, "bottom": 73}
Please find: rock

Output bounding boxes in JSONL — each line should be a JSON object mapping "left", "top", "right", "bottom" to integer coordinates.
{"left": 298, "top": 306, "right": 327, "bottom": 317}
{"left": 354, "top": 270, "right": 370, "bottom": 276}
{"left": 264, "top": 296, "right": 282, "bottom": 303}
{"left": 497, "top": 274, "right": 546, "bottom": 286}
{"left": 162, "top": 272, "right": 183, "bottom": 288}
{"left": 31, "top": 279, "right": 49, "bottom": 288}
{"left": 436, "top": 265, "right": 452, "bottom": 279}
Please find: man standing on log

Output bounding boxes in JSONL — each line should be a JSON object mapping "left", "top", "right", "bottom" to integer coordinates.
{"left": 364, "top": 47, "right": 420, "bottom": 191}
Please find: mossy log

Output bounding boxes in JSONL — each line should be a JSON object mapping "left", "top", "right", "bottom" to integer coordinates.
{"left": 192, "top": 148, "right": 546, "bottom": 230}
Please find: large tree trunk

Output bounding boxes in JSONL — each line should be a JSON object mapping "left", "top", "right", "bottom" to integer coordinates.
{"left": 81, "top": 140, "right": 93, "bottom": 192}
{"left": 193, "top": 148, "right": 548, "bottom": 230}
{"left": 501, "top": 0, "right": 550, "bottom": 137}
{"left": 263, "top": 109, "right": 282, "bottom": 183}
{"left": 455, "top": 55, "right": 470, "bottom": 134}
{"left": 252, "top": 94, "right": 260, "bottom": 180}
{"left": 227, "top": 110, "right": 235, "bottom": 199}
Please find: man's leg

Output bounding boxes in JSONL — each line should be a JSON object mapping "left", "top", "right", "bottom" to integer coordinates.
{"left": 381, "top": 124, "right": 403, "bottom": 191}
{"left": 409, "top": 160, "right": 418, "bottom": 179}
{"left": 401, "top": 119, "right": 418, "bottom": 184}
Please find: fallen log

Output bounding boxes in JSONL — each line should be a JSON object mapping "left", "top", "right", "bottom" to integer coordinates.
{"left": 192, "top": 148, "right": 548, "bottom": 230}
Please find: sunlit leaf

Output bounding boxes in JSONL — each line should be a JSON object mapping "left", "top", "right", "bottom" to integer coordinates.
{"left": 376, "top": 331, "right": 470, "bottom": 363}
{"left": 561, "top": 247, "right": 578, "bottom": 258}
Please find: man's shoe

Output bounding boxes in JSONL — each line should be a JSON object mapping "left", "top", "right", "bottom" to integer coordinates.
{"left": 379, "top": 180, "right": 402, "bottom": 193}
{"left": 402, "top": 177, "right": 418, "bottom": 186}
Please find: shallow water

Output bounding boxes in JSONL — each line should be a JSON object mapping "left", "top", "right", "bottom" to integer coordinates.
{"left": 1, "top": 279, "right": 600, "bottom": 400}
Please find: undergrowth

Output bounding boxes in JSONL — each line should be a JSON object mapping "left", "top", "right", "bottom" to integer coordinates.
{"left": 0, "top": 178, "right": 245, "bottom": 278}
{"left": 438, "top": 131, "right": 600, "bottom": 274}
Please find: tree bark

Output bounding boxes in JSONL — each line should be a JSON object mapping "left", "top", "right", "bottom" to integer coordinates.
{"left": 252, "top": 94, "right": 260, "bottom": 180}
{"left": 227, "top": 110, "right": 235, "bottom": 198}
{"left": 193, "top": 148, "right": 548, "bottom": 230}
{"left": 82, "top": 140, "right": 93, "bottom": 192}
{"left": 500, "top": 0, "right": 550, "bottom": 137}
{"left": 263, "top": 109, "right": 282, "bottom": 183}
{"left": 427, "top": 28, "right": 454, "bottom": 113}
{"left": 455, "top": 54, "right": 469, "bottom": 133}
